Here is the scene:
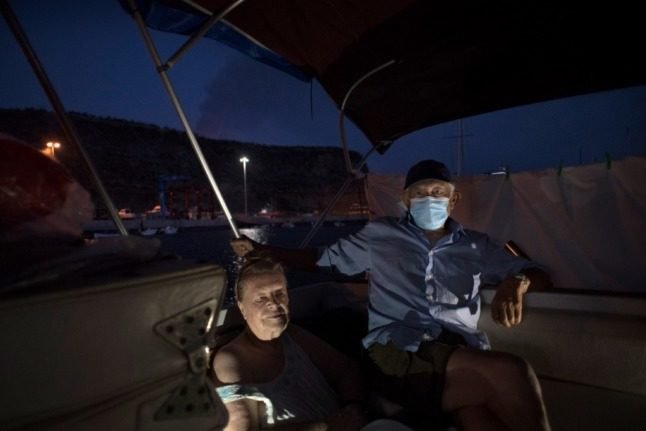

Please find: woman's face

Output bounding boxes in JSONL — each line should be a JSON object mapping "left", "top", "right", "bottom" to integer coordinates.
{"left": 237, "top": 272, "right": 290, "bottom": 341}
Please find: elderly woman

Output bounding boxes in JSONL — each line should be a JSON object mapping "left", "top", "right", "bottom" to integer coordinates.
{"left": 212, "top": 257, "right": 410, "bottom": 431}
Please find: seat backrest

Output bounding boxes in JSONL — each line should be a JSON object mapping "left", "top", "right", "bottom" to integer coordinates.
{"left": 480, "top": 289, "right": 646, "bottom": 396}
{"left": 0, "top": 258, "right": 229, "bottom": 431}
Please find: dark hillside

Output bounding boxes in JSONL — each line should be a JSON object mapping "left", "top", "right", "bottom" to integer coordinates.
{"left": 0, "top": 108, "right": 367, "bottom": 215}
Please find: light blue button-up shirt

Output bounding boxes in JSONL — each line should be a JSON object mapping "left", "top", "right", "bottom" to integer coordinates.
{"left": 317, "top": 216, "right": 536, "bottom": 351}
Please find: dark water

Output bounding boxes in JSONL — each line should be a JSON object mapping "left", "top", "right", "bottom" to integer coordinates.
{"left": 155, "top": 223, "right": 365, "bottom": 304}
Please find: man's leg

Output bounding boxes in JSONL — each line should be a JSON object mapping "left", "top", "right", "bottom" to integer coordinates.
{"left": 440, "top": 348, "right": 550, "bottom": 431}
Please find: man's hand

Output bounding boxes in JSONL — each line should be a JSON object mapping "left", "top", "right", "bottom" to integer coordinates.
{"left": 230, "top": 236, "right": 319, "bottom": 272}
{"left": 491, "top": 275, "right": 531, "bottom": 327}
{"left": 230, "top": 235, "right": 257, "bottom": 258}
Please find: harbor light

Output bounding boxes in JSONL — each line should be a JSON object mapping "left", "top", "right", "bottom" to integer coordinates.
{"left": 46, "top": 141, "right": 61, "bottom": 159}
{"left": 240, "top": 156, "right": 249, "bottom": 216}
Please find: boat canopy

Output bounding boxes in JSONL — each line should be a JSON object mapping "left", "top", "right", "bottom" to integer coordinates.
{"left": 130, "top": 0, "right": 646, "bottom": 152}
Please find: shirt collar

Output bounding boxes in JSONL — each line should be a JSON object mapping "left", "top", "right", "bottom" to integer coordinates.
{"left": 445, "top": 217, "right": 465, "bottom": 236}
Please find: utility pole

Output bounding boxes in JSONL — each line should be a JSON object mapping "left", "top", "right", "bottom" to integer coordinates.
{"left": 240, "top": 156, "right": 249, "bottom": 216}
{"left": 445, "top": 120, "right": 473, "bottom": 176}
{"left": 457, "top": 120, "right": 464, "bottom": 176}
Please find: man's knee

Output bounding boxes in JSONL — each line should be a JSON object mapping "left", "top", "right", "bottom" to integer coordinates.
{"left": 451, "top": 348, "right": 533, "bottom": 377}
{"left": 493, "top": 351, "right": 534, "bottom": 378}
{"left": 492, "top": 352, "right": 543, "bottom": 395}
{"left": 445, "top": 349, "right": 539, "bottom": 400}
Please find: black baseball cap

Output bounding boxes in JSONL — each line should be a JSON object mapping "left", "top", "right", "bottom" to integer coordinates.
{"left": 404, "top": 160, "right": 452, "bottom": 189}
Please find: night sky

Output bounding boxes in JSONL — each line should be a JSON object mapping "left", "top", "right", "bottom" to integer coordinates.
{"left": 1, "top": 0, "right": 645, "bottom": 175}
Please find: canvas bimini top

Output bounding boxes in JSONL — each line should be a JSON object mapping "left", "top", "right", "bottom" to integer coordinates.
{"left": 131, "top": 0, "right": 646, "bottom": 152}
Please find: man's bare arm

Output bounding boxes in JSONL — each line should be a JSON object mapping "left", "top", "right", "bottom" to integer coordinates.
{"left": 231, "top": 235, "right": 319, "bottom": 272}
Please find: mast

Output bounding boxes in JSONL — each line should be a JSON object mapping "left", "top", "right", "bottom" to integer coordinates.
{"left": 446, "top": 120, "right": 472, "bottom": 176}
{"left": 457, "top": 119, "right": 464, "bottom": 176}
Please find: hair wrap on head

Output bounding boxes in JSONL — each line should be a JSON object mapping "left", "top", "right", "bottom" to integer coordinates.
{"left": 0, "top": 135, "right": 74, "bottom": 230}
{"left": 404, "top": 160, "right": 452, "bottom": 189}
{"left": 235, "top": 254, "right": 285, "bottom": 300}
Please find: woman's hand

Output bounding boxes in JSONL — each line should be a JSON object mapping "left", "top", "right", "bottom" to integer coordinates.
{"left": 222, "top": 400, "right": 254, "bottom": 431}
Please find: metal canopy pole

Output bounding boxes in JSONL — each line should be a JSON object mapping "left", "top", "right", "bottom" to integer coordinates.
{"left": 297, "top": 60, "right": 396, "bottom": 248}
{"left": 0, "top": 0, "right": 128, "bottom": 236}
{"left": 299, "top": 61, "right": 397, "bottom": 248}
{"left": 181, "top": 0, "right": 276, "bottom": 55}
{"left": 164, "top": 0, "right": 246, "bottom": 70}
{"left": 298, "top": 147, "right": 375, "bottom": 249}
{"left": 126, "top": 0, "right": 240, "bottom": 238}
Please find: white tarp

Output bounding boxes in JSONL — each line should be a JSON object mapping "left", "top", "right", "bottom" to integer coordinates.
{"left": 365, "top": 156, "right": 646, "bottom": 292}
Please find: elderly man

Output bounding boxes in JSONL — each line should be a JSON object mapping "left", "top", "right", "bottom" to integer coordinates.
{"left": 231, "top": 160, "right": 551, "bottom": 431}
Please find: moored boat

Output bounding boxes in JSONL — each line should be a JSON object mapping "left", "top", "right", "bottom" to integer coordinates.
{"left": 141, "top": 227, "right": 158, "bottom": 236}
{"left": 162, "top": 225, "right": 178, "bottom": 235}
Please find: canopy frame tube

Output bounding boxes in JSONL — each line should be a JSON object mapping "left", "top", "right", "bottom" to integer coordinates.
{"left": 300, "top": 60, "right": 396, "bottom": 248}
{"left": 338, "top": 60, "right": 396, "bottom": 175}
{"left": 0, "top": 0, "right": 128, "bottom": 236}
{"left": 164, "top": 0, "right": 246, "bottom": 70}
{"left": 126, "top": 0, "right": 241, "bottom": 238}
{"left": 298, "top": 147, "right": 376, "bottom": 249}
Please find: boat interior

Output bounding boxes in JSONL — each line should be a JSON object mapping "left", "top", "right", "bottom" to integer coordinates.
{"left": 213, "top": 280, "right": 646, "bottom": 430}
{"left": 1, "top": 0, "right": 645, "bottom": 430}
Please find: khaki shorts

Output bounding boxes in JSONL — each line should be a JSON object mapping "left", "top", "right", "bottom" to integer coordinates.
{"left": 365, "top": 336, "right": 463, "bottom": 427}
{"left": 367, "top": 340, "right": 459, "bottom": 377}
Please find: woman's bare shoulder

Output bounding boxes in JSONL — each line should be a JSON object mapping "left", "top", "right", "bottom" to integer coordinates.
{"left": 212, "top": 334, "right": 247, "bottom": 385}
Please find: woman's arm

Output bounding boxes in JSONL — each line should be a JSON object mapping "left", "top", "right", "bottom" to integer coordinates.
{"left": 221, "top": 399, "right": 261, "bottom": 431}
{"left": 213, "top": 347, "right": 263, "bottom": 431}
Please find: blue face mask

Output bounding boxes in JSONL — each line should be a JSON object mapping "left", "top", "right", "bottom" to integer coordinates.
{"left": 409, "top": 197, "right": 449, "bottom": 230}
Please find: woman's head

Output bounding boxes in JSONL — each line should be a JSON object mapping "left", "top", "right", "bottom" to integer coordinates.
{"left": 235, "top": 256, "right": 289, "bottom": 341}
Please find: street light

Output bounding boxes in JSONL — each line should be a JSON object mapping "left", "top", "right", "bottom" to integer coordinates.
{"left": 46, "top": 141, "right": 61, "bottom": 160}
{"left": 239, "top": 156, "right": 249, "bottom": 216}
